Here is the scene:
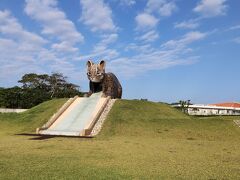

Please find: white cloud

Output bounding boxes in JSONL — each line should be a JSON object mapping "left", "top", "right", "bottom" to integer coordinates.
{"left": 0, "top": 9, "right": 84, "bottom": 87}
{"left": 109, "top": 50, "right": 198, "bottom": 77}
{"left": 162, "top": 31, "right": 207, "bottom": 49}
{"left": 51, "top": 42, "right": 78, "bottom": 52}
{"left": 80, "top": 0, "right": 117, "bottom": 32}
{"left": 174, "top": 19, "right": 200, "bottom": 29}
{"left": 146, "top": 0, "right": 177, "bottom": 17}
{"left": 78, "top": 33, "right": 119, "bottom": 61}
{"left": 118, "top": 0, "right": 136, "bottom": 6}
{"left": 125, "top": 43, "right": 155, "bottom": 55}
{"left": 135, "top": 0, "right": 176, "bottom": 43}
{"left": 78, "top": 48, "right": 119, "bottom": 62}
{"left": 93, "top": 33, "right": 119, "bottom": 55}
{"left": 193, "top": 0, "right": 228, "bottom": 17}
{"left": 233, "top": 37, "right": 240, "bottom": 44}
{"left": 25, "top": 0, "right": 84, "bottom": 52}
{"left": 136, "top": 30, "right": 159, "bottom": 42}
{"left": 0, "top": 10, "right": 48, "bottom": 64}
{"left": 0, "top": 10, "right": 46, "bottom": 46}
{"left": 135, "top": 13, "right": 159, "bottom": 30}
{"left": 107, "top": 31, "right": 208, "bottom": 77}
{"left": 183, "top": 31, "right": 207, "bottom": 42}
{"left": 0, "top": 36, "right": 47, "bottom": 86}
{"left": 228, "top": 25, "right": 240, "bottom": 31}
{"left": 99, "top": 33, "right": 118, "bottom": 46}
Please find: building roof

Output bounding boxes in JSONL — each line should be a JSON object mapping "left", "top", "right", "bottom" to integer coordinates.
{"left": 209, "top": 102, "right": 240, "bottom": 108}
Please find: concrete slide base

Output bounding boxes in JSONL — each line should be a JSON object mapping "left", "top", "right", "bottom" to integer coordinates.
{"left": 38, "top": 92, "right": 110, "bottom": 136}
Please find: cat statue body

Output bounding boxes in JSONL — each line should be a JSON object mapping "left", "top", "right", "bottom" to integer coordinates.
{"left": 86, "top": 60, "right": 122, "bottom": 99}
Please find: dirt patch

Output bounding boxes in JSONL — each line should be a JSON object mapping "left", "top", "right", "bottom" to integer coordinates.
{"left": 186, "top": 137, "right": 196, "bottom": 140}
{"left": 233, "top": 120, "right": 240, "bottom": 127}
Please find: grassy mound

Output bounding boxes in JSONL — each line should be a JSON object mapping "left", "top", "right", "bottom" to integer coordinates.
{"left": 100, "top": 100, "right": 191, "bottom": 137}
{"left": 101, "top": 100, "right": 239, "bottom": 140}
{"left": 0, "top": 98, "right": 67, "bottom": 136}
{"left": 0, "top": 99, "right": 239, "bottom": 179}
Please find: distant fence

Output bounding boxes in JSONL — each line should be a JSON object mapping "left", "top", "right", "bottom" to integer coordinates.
{"left": 0, "top": 108, "right": 28, "bottom": 113}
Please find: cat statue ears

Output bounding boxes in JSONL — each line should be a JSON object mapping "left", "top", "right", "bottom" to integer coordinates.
{"left": 86, "top": 60, "right": 93, "bottom": 68}
{"left": 87, "top": 60, "right": 106, "bottom": 70}
{"left": 99, "top": 60, "right": 106, "bottom": 70}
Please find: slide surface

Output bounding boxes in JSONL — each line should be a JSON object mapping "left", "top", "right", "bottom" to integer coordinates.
{"left": 40, "top": 92, "right": 107, "bottom": 136}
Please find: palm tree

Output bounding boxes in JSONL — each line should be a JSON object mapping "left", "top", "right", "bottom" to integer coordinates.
{"left": 179, "top": 100, "right": 191, "bottom": 114}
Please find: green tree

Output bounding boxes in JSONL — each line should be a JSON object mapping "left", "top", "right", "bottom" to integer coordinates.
{"left": 48, "top": 73, "right": 81, "bottom": 98}
{"left": 1, "top": 72, "right": 82, "bottom": 109}
{"left": 179, "top": 100, "right": 191, "bottom": 114}
{"left": 0, "top": 86, "right": 22, "bottom": 108}
{"left": 0, "top": 87, "right": 6, "bottom": 107}
{"left": 18, "top": 73, "right": 50, "bottom": 90}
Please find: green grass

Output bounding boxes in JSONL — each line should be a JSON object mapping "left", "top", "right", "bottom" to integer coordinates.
{"left": 0, "top": 99, "right": 240, "bottom": 179}
{"left": 0, "top": 98, "right": 68, "bottom": 137}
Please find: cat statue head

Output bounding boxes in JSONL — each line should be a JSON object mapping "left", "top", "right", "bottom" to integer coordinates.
{"left": 86, "top": 60, "right": 106, "bottom": 83}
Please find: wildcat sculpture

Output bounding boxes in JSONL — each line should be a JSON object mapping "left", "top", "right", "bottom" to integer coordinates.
{"left": 86, "top": 60, "right": 122, "bottom": 99}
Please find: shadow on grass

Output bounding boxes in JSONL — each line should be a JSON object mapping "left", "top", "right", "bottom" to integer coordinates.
{"left": 15, "top": 133, "right": 93, "bottom": 140}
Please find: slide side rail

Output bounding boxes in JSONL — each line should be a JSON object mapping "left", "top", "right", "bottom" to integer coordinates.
{"left": 36, "top": 96, "right": 78, "bottom": 134}
{"left": 83, "top": 96, "right": 111, "bottom": 136}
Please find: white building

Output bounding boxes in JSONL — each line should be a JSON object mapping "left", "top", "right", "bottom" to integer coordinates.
{"left": 0, "top": 108, "right": 28, "bottom": 113}
{"left": 173, "top": 102, "right": 240, "bottom": 116}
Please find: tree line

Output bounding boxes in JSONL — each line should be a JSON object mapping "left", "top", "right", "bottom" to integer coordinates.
{"left": 0, "top": 73, "right": 83, "bottom": 109}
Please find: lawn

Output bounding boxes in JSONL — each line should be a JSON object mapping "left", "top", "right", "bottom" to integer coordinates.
{"left": 0, "top": 99, "right": 240, "bottom": 179}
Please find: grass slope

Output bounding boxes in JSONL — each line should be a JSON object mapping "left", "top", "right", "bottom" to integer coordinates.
{"left": 0, "top": 98, "right": 67, "bottom": 136}
{"left": 0, "top": 99, "right": 240, "bottom": 179}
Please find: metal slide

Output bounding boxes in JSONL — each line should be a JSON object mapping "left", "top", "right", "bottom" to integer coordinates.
{"left": 38, "top": 92, "right": 109, "bottom": 136}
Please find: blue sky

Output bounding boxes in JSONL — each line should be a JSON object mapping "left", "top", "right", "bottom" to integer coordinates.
{"left": 0, "top": 0, "right": 239, "bottom": 103}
